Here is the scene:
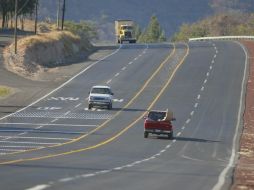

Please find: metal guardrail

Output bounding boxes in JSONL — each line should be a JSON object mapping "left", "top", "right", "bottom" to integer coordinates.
{"left": 189, "top": 36, "right": 254, "bottom": 42}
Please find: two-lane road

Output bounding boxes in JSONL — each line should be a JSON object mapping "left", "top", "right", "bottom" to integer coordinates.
{"left": 0, "top": 41, "right": 247, "bottom": 190}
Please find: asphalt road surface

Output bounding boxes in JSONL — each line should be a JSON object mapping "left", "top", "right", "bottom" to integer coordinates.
{"left": 0, "top": 41, "right": 247, "bottom": 190}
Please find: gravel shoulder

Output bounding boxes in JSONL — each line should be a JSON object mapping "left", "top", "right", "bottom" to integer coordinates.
{"left": 232, "top": 41, "right": 254, "bottom": 190}
{"left": 0, "top": 38, "right": 117, "bottom": 118}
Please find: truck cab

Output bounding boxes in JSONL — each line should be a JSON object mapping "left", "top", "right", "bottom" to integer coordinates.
{"left": 115, "top": 20, "right": 136, "bottom": 44}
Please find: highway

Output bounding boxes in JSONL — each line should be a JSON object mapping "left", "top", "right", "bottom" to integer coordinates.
{"left": 0, "top": 41, "right": 247, "bottom": 190}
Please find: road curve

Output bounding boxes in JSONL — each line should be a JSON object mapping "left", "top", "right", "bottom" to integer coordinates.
{"left": 0, "top": 41, "right": 247, "bottom": 190}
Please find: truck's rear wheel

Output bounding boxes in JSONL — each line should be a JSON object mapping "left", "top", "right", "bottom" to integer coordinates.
{"left": 88, "top": 104, "right": 92, "bottom": 110}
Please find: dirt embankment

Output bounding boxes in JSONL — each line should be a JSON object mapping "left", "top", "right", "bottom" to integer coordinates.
{"left": 3, "top": 31, "right": 93, "bottom": 80}
{"left": 232, "top": 41, "right": 254, "bottom": 190}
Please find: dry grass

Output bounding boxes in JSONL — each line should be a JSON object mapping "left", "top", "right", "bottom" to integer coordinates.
{"left": 0, "top": 86, "right": 11, "bottom": 97}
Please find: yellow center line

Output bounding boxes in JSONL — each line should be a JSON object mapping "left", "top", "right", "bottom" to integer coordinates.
{"left": 3, "top": 43, "right": 176, "bottom": 156}
{"left": 0, "top": 44, "right": 189, "bottom": 166}
{"left": 0, "top": 43, "right": 189, "bottom": 165}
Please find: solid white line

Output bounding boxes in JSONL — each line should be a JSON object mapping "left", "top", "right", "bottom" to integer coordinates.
{"left": 0, "top": 141, "right": 60, "bottom": 145}
{"left": 0, "top": 148, "right": 27, "bottom": 152}
{"left": 0, "top": 136, "right": 73, "bottom": 140}
{"left": 0, "top": 145, "right": 44, "bottom": 148}
{"left": 0, "top": 129, "right": 86, "bottom": 134}
{"left": 0, "top": 123, "right": 97, "bottom": 127}
{"left": 212, "top": 42, "right": 248, "bottom": 190}
{"left": 0, "top": 46, "right": 122, "bottom": 121}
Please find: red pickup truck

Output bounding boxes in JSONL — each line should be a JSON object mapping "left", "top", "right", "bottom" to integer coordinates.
{"left": 144, "top": 110, "right": 175, "bottom": 139}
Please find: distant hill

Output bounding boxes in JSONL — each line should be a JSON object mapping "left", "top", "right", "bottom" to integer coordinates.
{"left": 38, "top": 0, "right": 254, "bottom": 41}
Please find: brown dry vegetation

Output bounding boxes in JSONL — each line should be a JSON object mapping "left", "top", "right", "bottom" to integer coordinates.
{"left": 172, "top": 13, "right": 254, "bottom": 41}
{"left": 3, "top": 30, "right": 92, "bottom": 80}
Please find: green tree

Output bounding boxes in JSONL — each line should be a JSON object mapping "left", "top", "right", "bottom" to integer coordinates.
{"left": 133, "top": 23, "right": 142, "bottom": 41}
{"left": 139, "top": 15, "right": 167, "bottom": 43}
{"left": 0, "top": 0, "right": 37, "bottom": 28}
{"left": 64, "top": 20, "right": 98, "bottom": 41}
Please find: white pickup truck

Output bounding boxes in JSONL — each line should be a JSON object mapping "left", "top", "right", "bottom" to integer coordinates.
{"left": 88, "top": 85, "right": 114, "bottom": 110}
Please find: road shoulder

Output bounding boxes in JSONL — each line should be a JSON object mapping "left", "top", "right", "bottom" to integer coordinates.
{"left": 232, "top": 41, "right": 254, "bottom": 189}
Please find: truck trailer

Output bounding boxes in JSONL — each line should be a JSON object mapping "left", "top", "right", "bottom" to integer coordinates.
{"left": 115, "top": 20, "right": 136, "bottom": 44}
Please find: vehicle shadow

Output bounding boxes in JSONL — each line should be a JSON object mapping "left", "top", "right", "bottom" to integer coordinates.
{"left": 149, "top": 136, "right": 220, "bottom": 143}
{"left": 173, "top": 136, "right": 220, "bottom": 143}
{"left": 112, "top": 107, "right": 148, "bottom": 112}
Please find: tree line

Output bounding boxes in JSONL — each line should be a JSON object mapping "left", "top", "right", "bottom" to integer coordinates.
{"left": 172, "top": 12, "right": 254, "bottom": 42}
{"left": 0, "top": 0, "right": 37, "bottom": 28}
{"left": 134, "top": 15, "right": 167, "bottom": 43}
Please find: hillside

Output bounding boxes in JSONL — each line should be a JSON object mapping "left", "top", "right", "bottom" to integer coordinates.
{"left": 38, "top": 0, "right": 212, "bottom": 40}
{"left": 172, "top": 12, "right": 254, "bottom": 41}
{"left": 38, "top": 0, "right": 254, "bottom": 41}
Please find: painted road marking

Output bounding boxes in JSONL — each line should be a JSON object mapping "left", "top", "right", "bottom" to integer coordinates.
{"left": 128, "top": 61, "right": 133, "bottom": 65}
{"left": 47, "top": 97, "right": 79, "bottom": 101}
{"left": 0, "top": 129, "right": 86, "bottom": 134}
{"left": 64, "top": 111, "right": 71, "bottom": 116}
{"left": 106, "top": 79, "right": 112, "bottom": 84}
{"left": 113, "top": 98, "right": 124, "bottom": 102}
{"left": 75, "top": 103, "right": 82, "bottom": 108}
{"left": 51, "top": 119, "right": 58, "bottom": 123}
{"left": 10, "top": 112, "right": 113, "bottom": 120}
{"left": 0, "top": 145, "right": 44, "bottom": 148}
{"left": 0, "top": 136, "right": 73, "bottom": 140}
{"left": 37, "top": 107, "right": 62, "bottom": 111}
{"left": 0, "top": 141, "right": 60, "bottom": 145}
{"left": 121, "top": 67, "right": 126, "bottom": 71}
{"left": 0, "top": 43, "right": 179, "bottom": 161}
{"left": 0, "top": 45, "right": 122, "bottom": 123}
{"left": 115, "top": 73, "right": 120, "bottom": 77}
{"left": 0, "top": 123, "right": 96, "bottom": 127}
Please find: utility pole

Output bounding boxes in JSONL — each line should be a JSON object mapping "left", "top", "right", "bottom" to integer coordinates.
{"left": 14, "top": 0, "right": 18, "bottom": 54}
{"left": 34, "top": 0, "right": 38, "bottom": 34}
{"left": 57, "top": 0, "right": 61, "bottom": 29}
{"left": 61, "top": 0, "right": 65, "bottom": 30}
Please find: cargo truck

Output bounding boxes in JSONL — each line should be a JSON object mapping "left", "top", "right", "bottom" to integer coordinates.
{"left": 115, "top": 20, "right": 136, "bottom": 44}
